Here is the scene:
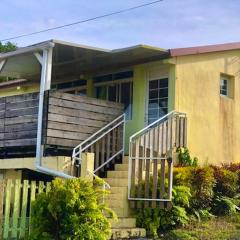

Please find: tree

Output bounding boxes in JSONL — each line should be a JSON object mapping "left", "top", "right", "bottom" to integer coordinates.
{"left": 0, "top": 41, "right": 17, "bottom": 53}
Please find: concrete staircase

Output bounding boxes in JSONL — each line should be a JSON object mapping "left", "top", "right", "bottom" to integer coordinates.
{"left": 103, "top": 156, "right": 146, "bottom": 239}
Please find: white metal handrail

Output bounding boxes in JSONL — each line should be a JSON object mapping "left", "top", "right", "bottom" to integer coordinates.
{"left": 128, "top": 111, "right": 187, "bottom": 202}
{"left": 130, "top": 111, "right": 186, "bottom": 143}
{"left": 72, "top": 113, "right": 125, "bottom": 176}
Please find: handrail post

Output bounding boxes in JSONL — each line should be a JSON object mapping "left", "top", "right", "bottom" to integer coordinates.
{"left": 128, "top": 111, "right": 187, "bottom": 202}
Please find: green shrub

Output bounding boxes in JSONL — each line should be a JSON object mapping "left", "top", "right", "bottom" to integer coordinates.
{"left": 213, "top": 167, "right": 238, "bottom": 197}
{"left": 193, "top": 209, "right": 214, "bottom": 222}
{"left": 30, "top": 178, "right": 115, "bottom": 240}
{"left": 177, "top": 148, "right": 198, "bottom": 167}
{"left": 173, "top": 167, "right": 193, "bottom": 187}
{"left": 136, "top": 185, "right": 191, "bottom": 237}
{"left": 172, "top": 186, "right": 191, "bottom": 208}
{"left": 222, "top": 163, "right": 240, "bottom": 172}
{"left": 191, "top": 167, "right": 216, "bottom": 209}
{"left": 212, "top": 196, "right": 237, "bottom": 216}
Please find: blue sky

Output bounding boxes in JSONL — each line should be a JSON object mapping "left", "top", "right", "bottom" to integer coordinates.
{"left": 1, "top": 0, "right": 240, "bottom": 49}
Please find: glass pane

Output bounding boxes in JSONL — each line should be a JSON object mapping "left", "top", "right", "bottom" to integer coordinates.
{"left": 121, "top": 82, "right": 132, "bottom": 120}
{"left": 148, "top": 108, "right": 158, "bottom": 119}
{"left": 149, "top": 90, "right": 158, "bottom": 99}
{"left": 159, "top": 108, "right": 168, "bottom": 117}
{"left": 108, "top": 85, "right": 117, "bottom": 102}
{"left": 159, "top": 78, "right": 168, "bottom": 88}
{"left": 159, "top": 88, "right": 168, "bottom": 98}
{"left": 149, "top": 98, "right": 159, "bottom": 108}
{"left": 96, "top": 86, "right": 107, "bottom": 100}
{"left": 149, "top": 80, "right": 158, "bottom": 89}
{"left": 159, "top": 98, "right": 168, "bottom": 108}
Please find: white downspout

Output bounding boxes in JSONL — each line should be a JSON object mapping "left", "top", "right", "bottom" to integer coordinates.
{"left": 35, "top": 47, "right": 74, "bottom": 179}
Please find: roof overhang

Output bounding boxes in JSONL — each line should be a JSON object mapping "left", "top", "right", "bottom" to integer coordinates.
{"left": 0, "top": 40, "right": 169, "bottom": 81}
{"left": 170, "top": 42, "right": 240, "bottom": 57}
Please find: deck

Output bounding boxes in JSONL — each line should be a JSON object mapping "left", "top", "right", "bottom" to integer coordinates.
{"left": 0, "top": 91, "right": 124, "bottom": 158}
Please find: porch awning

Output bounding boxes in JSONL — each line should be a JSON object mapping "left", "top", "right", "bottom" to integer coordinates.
{"left": 0, "top": 39, "right": 169, "bottom": 82}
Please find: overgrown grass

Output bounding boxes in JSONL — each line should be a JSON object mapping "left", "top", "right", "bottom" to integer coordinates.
{"left": 162, "top": 214, "right": 240, "bottom": 240}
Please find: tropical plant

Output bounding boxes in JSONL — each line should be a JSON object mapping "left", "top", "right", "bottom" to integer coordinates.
{"left": 177, "top": 148, "right": 198, "bottom": 167}
{"left": 30, "top": 177, "right": 115, "bottom": 240}
{"left": 213, "top": 167, "right": 238, "bottom": 198}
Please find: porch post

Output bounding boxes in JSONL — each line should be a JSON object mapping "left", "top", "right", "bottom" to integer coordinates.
{"left": 0, "top": 60, "right": 6, "bottom": 73}
{"left": 34, "top": 48, "right": 53, "bottom": 167}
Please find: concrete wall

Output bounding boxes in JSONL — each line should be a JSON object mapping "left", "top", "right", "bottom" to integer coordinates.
{"left": 174, "top": 50, "right": 240, "bottom": 165}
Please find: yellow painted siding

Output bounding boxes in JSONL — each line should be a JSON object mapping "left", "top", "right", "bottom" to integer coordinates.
{"left": 0, "top": 83, "right": 39, "bottom": 97}
{"left": 175, "top": 50, "right": 240, "bottom": 165}
{"left": 5, "top": 170, "right": 22, "bottom": 180}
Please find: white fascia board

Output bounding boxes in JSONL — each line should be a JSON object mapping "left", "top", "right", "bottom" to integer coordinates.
{"left": 52, "top": 39, "right": 110, "bottom": 53}
{"left": 0, "top": 41, "right": 55, "bottom": 60}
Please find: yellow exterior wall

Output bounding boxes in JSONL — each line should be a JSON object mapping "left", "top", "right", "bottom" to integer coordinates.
{"left": 5, "top": 169, "right": 22, "bottom": 180}
{"left": 0, "top": 83, "right": 39, "bottom": 97}
{"left": 174, "top": 50, "right": 240, "bottom": 165}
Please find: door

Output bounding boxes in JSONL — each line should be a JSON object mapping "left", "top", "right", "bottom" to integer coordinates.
{"left": 147, "top": 77, "right": 168, "bottom": 124}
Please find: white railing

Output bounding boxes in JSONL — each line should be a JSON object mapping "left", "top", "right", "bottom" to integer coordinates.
{"left": 72, "top": 114, "right": 125, "bottom": 177}
{"left": 128, "top": 111, "right": 187, "bottom": 205}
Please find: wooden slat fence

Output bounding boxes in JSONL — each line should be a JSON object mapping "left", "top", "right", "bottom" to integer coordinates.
{"left": 45, "top": 91, "right": 124, "bottom": 149}
{"left": 0, "top": 179, "right": 51, "bottom": 239}
{"left": 0, "top": 91, "right": 124, "bottom": 157}
{"left": 129, "top": 112, "right": 187, "bottom": 208}
{"left": 0, "top": 93, "right": 39, "bottom": 157}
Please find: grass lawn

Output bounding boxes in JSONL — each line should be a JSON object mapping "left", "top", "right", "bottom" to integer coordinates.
{"left": 161, "top": 214, "right": 240, "bottom": 240}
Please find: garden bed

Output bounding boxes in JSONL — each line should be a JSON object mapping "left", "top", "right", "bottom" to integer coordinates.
{"left": 162, "top": 214, "right": 240, "bottom": 240}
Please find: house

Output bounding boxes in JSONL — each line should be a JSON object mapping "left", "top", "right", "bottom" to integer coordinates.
{"left": 0, "top": 39, "right": 240, "bottom": 238}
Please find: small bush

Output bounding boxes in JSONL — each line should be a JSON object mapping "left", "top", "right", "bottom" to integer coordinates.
{"left": 30, "top": 178, "right": 115, "bottom": 240}
{"left": 212, "top": 196, "right": 237, "bottom": 216}
{"left": 213, "top": 167, "right": 238, "bottom": 197}
{"left": 172, "top": 186, "right": 191, "bottom": 208}
{"left": 191, "top": 167, "right": 216, "bottom": 209}
{"left": 222, "top": 163, "right": 240, "bottom": 172}
{"left": 136, "top": 186, "right": 191, "bottom": 237}
{"left": 177, "top": 148, "right": 198, "bottom": 167}
{"left": 173, "top": 167, "right": 193, "bottom": 187}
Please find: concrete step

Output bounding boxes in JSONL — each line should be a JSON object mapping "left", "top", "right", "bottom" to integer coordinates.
{"left": 107, "top": 193, "right": 127, "bottom": 200}
{"left": 123, "top": 156, "right": 129, "bottom": 164}
{"left": 110, "top": 218, "right": 136, "bottom": 228}
{"left": 111, "top": 228, "right": 146, "bottom": 239}
{"left": 103, "top": 178, "right": 128, "bottom": 187}
{"left": 107, "top": 170, "right": 128, "bottom": 178}
{"left": 109, "top": 186, "right": 128, "bottom": 194}
{"left": 109, "top": 186, "right": 128, "bottom": 195}
{"left": 110, "top": 207, "right": 133, "bottom": 218}
{"left": 115, "top": 164, "right": 128, "bottom": 171}
{"left": 106, "top": 199, "right": 129, "bottom": 208}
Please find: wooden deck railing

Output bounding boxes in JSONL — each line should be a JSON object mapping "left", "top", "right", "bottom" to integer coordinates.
{"left": 128, "top": 111, "right": 187, "bottom": 208}
{"left": 0, "top": 91, "right": 124, "bottom": 158}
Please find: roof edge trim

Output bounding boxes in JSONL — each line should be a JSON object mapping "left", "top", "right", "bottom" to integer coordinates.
{"left": 0, "top": 41, "right": 55, "bottom": 60}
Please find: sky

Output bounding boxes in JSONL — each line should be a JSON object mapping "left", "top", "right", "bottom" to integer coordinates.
{"left": 1, "top": 0, "right": 240, "bottom": 50}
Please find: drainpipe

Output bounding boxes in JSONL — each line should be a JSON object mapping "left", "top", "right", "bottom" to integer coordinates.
{"left": 35, "top": 46, "right": 74, "bottom": 179}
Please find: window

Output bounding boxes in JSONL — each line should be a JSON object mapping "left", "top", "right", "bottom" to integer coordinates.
{"left": 94, "top": 71, "right": 133, "bottom": 120}
{"left": 220, "top": 78, "right": 228, "bottom": 96}
{"left": 220, "top": 74, "right": 234, "bottom": 98}
{"left": 148, "top": 78, "right": 168, "bottom": 124}
{"left": 51, "top": 79, "right": 87, "bottom": 96}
